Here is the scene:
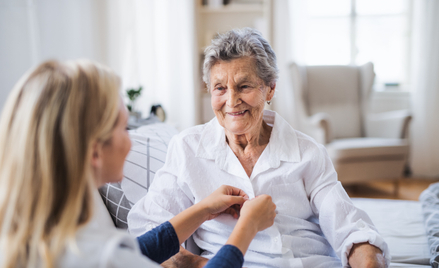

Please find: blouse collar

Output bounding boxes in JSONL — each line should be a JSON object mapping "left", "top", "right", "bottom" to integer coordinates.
{"left": 196, "top": 110, "right": 301, "bottom": 179}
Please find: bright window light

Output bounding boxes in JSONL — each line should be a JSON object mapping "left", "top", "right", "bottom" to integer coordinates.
{"left": 302, "top": 0, "right": 411, "bottom": 90}
{"left": 307, "top": 0, "right": 351, "bottom": 17}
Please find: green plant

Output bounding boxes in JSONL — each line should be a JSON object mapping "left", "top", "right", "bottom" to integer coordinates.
{"left": 126, "top": 86, "right": 143, "bottom": 112}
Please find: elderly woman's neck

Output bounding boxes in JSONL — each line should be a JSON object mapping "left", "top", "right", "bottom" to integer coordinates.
{"left": 225, "top": 120, "right": 272, "bottom": 151}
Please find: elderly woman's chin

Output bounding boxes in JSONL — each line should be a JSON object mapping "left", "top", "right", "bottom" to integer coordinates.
{"left": 214, "top": 110, "right": 260, "bottom": 135}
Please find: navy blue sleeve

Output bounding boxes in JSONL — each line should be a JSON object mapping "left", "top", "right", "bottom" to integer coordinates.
{"left": 136, "top": 221, "right": 180, "bottom": 264}
{"left": 204, "top": 245, "right": 244, "bottom": 268}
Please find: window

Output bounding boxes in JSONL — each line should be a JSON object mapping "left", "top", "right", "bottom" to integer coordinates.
{"left": 303, "top": 0, "right": 411, "bottom": 90}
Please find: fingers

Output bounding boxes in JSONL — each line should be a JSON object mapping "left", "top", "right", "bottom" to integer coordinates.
{"left": 239, "top": 194, "right": 277, "bottom": 232}
{"left": 223, "top": 206, "right": 240, "bottom": 219}
{"left": 220, "top": 185, "right": 249, "bottom": 200}
{"left": 226, "top": 195, "right": 248, "bottom": 207}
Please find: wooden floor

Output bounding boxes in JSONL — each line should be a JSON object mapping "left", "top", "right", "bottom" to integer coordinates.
{"left": 344, "top": 177, "right": 439, "bottom": 201}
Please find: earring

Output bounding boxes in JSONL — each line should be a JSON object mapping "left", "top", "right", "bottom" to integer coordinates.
{"left": 267, "top": 100, "right": 271, "bottom": 105}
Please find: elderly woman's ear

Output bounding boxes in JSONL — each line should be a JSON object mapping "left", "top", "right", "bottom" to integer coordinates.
{"left": 266, "top": 83, "right": 276, "bottom": 102}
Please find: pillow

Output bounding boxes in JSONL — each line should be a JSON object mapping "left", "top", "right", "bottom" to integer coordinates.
{"left": 99, "top": 122, "right": 178, "bottom": 229}
{"left": 420, "top": 182, "right": 439, "bottom": 268}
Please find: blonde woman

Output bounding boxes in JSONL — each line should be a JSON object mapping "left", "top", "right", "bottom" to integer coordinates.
{"left": 0, "top": 60, "right": 276, "bottom": 268}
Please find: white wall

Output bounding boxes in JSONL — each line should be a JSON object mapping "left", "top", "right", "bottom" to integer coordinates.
{"left": 0, "top": 0, "right": 107, "bottom": 112}
{"left": 0, "top": 1, "right": 35, "bottom": 110}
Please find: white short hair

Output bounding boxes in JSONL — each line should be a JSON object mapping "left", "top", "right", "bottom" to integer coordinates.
{"left": 203, "top": 28, "right": 279, "bottom": 91}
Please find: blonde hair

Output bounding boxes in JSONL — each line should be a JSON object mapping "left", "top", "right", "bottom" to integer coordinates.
{"left": 0, "top": 59, "right": 121, "bottom": 268}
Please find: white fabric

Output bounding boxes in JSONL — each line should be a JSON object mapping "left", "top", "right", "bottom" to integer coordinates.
{"left": 410, "top": 0, "right": 439, "bottom": 177}
{"left": 57, "top": 222, "right": 159, "bottom": 268}
{"left": 128, "top": 110, "right": 390, "bottom": 268}
{"left": 351, "top": 198, "right": 430, "bottom": 266}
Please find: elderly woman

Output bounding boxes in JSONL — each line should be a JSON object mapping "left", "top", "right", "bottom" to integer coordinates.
{"left": 128, "top": 28, "right": 389, "bottom": 268}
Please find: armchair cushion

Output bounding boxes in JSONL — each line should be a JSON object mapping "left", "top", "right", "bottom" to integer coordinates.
{"left": 326, "top": 138, "right": 409, "bottom": 161}
{"left": 326, "top": 138, "right": 409, "bottom": 183}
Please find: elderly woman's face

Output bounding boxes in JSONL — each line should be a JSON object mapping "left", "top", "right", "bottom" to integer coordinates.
{"left": 210, "top": 57, "right": 274, "bottom": 135}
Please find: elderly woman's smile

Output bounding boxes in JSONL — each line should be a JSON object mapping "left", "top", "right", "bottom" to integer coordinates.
{"left": 210, "top": 57, "right": 274, "bottom": 136}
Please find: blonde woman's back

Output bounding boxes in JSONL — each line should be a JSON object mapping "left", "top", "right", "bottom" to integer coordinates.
{"left": 57, "top": 222, "right": 159, "bottom": 268}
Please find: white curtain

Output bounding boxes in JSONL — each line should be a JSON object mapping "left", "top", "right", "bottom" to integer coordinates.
{"left": 410, "top": 0, "right": 439, "bottom": 177}
{"left": 271, "top": 0, "right": 295, "bottom": 128}
{"left": 0, "top": 0, "right": 198, "bottom": 131}
{"left": 105, "top": 0, "right": 197, "bottom": 131}
{"left": 271, "top": 0, "right": 307, "bottom": 129}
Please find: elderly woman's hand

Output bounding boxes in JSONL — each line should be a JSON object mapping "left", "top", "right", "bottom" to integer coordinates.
{"left": 348, "top": 243, "right": 386, "bottom": 268}
{"left": 197, "top": 185, "right": 249, "bottom": 220}
{"left": 160, "top": 247, "right": 208, "bottom": 268}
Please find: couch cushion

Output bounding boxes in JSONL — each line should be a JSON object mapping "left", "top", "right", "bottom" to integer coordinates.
{"left": 98, "top": 122, "right": 178, "bottom": 229}
{"left": 326, "top": 138, "right": 409, "bottom": 162}
{"left": 352, "top": 198, "right": 430, "bottom": 265}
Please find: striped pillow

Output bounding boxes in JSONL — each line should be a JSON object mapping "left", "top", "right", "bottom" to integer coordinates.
{"left": 99, "top": 122, "right": 178, "bottom": 229}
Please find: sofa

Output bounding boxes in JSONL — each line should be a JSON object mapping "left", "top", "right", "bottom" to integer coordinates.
{"left": 94, "top": 122, "right": 431, "bottom": 268}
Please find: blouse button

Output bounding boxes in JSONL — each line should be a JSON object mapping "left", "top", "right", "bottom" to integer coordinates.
{"left": 357, "top": 221, "right": 366, "bottom": 229}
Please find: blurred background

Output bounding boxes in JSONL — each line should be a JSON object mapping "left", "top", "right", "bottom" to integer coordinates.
{"left": 1, "top": 0, "right": 438, "bottom": 189}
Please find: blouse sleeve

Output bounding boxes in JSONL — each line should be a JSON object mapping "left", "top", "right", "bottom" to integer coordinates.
{"left": 304, "top": 143, "right": 391, "bottom": 268}
{"left": 204, "top": 245, "right": 244, "bottom": 268}
{"left": 127, "top": 137, "right": 195, "bottom": 237}
{"left": 136, "top": 221, "right": 180, "bottom": 264}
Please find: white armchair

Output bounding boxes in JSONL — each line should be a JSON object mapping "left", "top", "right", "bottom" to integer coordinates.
{"left": 290, "top": 62, "right": 412, "bottom": 185}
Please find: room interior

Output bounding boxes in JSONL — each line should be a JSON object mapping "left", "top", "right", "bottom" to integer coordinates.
{"left": 1, "top": 0, "right": 439, "bottom": 267}
{"left": 1, "top": 0, "right": 437, "bottom": 198}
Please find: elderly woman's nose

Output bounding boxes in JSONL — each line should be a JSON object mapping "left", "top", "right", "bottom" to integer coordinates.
{"left": 226, "top": 89, "right": 241, "bottom": 107}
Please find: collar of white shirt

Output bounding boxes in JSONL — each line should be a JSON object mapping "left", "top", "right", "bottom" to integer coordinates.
{"left": 195, "top": 110, "right": 301, "bottom": 180}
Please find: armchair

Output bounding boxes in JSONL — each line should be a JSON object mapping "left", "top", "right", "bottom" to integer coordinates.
{"left": 289, "top": 62, "right": 412, "bottom": 185}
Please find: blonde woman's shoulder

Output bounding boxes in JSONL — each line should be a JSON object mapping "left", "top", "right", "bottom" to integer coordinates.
{"left": 58, "top": 223, "right": 160, "bottom": 268}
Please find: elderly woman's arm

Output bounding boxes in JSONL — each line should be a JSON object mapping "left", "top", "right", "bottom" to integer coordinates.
{"left": 305, "top": 143, "right": 390, "bottom": 268}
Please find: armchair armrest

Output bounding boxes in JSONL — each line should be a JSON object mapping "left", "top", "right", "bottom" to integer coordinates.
{"left": 365, "top": 109, "right": 412, "bottom": 139}
{"left": 300, "top": 112, "right": 333, "bottom": 144}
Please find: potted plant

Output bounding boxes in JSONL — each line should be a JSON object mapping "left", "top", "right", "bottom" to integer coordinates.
{"left": 126, "top": 86, "right": 143, "bottom": 120}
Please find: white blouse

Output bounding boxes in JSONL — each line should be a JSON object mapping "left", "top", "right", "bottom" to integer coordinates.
{"left": 128, "top": 110, "right": 390, "bottom": 268}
